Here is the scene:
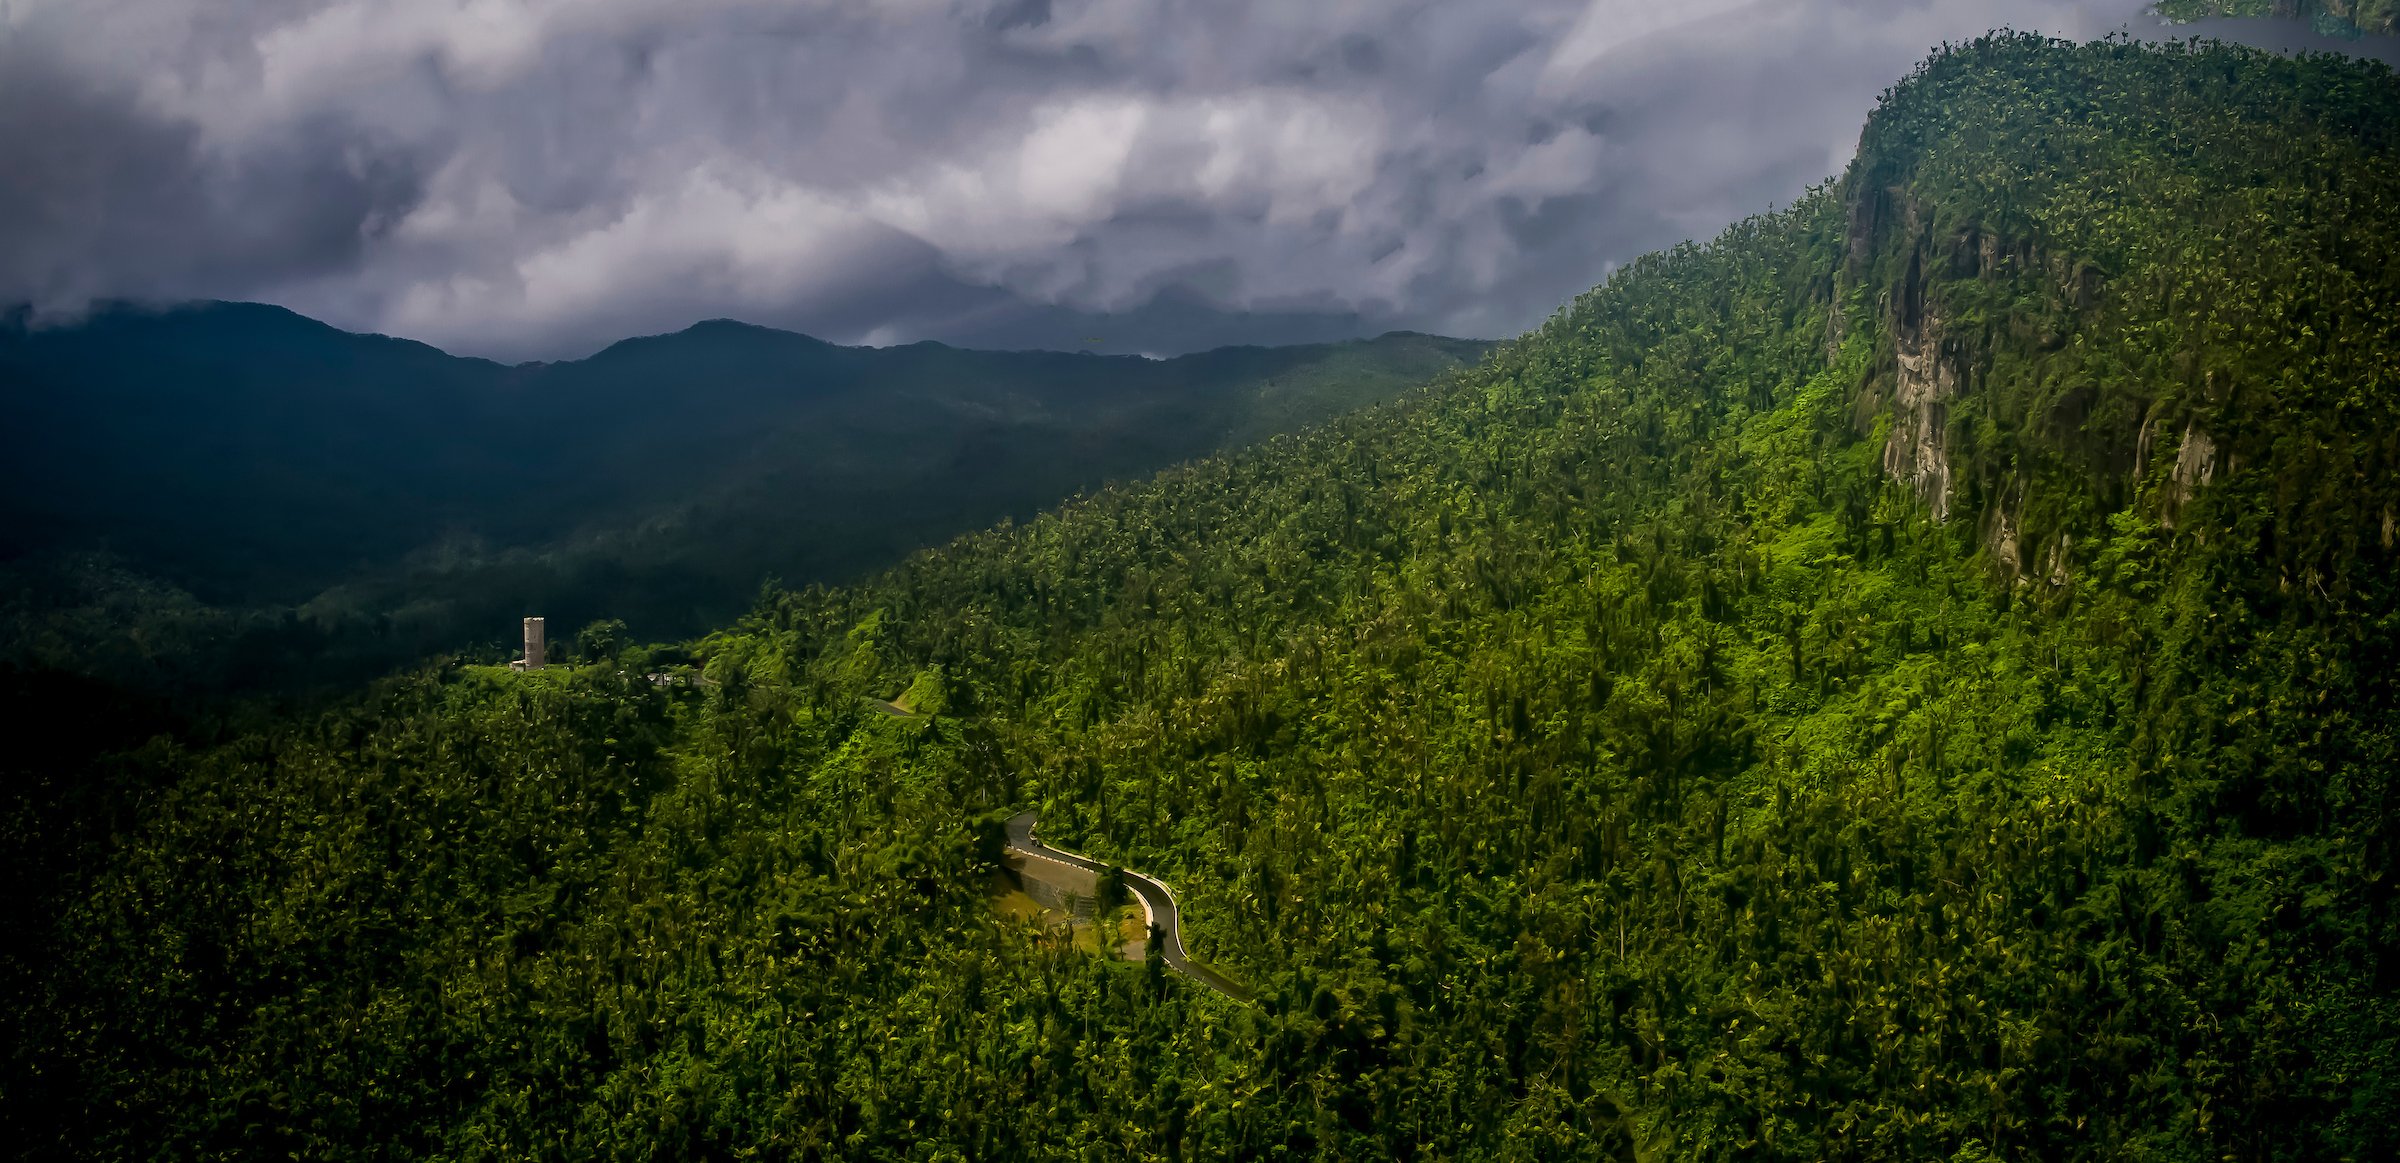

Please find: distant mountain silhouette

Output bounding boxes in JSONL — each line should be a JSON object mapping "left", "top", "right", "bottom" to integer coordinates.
{"left": 0, "top": 302, "right": 1488, "bottom": 691}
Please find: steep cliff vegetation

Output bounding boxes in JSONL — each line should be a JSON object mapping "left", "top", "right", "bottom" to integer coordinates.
{"left": 8, "top": 34, "right": 2397, "bottom": 1162}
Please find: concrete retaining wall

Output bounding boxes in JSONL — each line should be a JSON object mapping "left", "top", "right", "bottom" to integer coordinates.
{"left": 1004, "top": 849, "right": 1101, "bottom": 921}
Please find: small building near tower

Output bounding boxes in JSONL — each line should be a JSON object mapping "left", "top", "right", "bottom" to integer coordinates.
{"left": 509, "top": 617, "right": 546, "bottom": 671}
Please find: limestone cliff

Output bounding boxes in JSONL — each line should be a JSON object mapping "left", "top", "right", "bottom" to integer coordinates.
{"left": 1884, "top": 316, "right": 1958, "bottom": 516}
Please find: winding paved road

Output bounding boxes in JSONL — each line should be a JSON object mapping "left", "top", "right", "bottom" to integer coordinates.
{"left": 1004, "top": 811, "right": 1249, "bottom": 1002}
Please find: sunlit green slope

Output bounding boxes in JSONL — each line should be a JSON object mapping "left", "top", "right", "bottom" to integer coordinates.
{"left": 10, "top": 34, "right": 2397, "bottom": 1162}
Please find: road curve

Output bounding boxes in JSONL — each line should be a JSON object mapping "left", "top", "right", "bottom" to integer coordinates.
{"left": 1004, "top": 811, "right": 1249, "bottom": 1002}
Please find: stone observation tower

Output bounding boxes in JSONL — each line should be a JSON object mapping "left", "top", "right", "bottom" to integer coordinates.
{"left": 510, "top": 617, "right": 546, "bottom": 671}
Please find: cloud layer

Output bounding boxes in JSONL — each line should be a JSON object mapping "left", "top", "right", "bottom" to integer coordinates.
{"left": 0, "top": 0, "right": 2381, "bottom": 359}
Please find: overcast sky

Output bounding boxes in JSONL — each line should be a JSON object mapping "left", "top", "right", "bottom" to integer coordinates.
{"left": 0, "top": 0, "right": 2388, "bottom": 361}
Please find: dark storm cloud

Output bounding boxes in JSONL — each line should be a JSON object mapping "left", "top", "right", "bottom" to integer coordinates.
{"left": 0, "top": 0, "right": 2378, "bottom": 360}
{"left": 0, "top": 36, "right": 424, "bottom": 318}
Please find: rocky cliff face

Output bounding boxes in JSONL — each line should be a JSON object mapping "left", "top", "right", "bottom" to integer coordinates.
{"left": 1846, "top": 192, "right": 2136, "bottom": 586}
{"left": 1848, "top": 189, "right": 1969, "bottom": 525}
{"left": 1882, "top": 284, "right": 1959, "bottom": 520}
{"left": 1822, "top": 27, "right": 2400, "bottom": 633}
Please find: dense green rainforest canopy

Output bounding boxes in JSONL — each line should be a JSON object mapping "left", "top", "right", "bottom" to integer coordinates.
{"left": 6, "top": 33, "right": 2398, "bottom": 1161}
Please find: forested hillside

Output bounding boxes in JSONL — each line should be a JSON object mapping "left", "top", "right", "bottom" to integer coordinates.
{"left": 8, "top": 34, "right": 2397, "bottom": 1161}
{"left": 0, "top": 311, "right": 1480, "bottom": 695}
{"left": 2158, "top": 0, "right": 2398, "bottom": 35}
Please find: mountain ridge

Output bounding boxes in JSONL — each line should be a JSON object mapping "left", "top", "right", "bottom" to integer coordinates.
{"left": 0, "top": 301, "right": 1490, "bottom": 693}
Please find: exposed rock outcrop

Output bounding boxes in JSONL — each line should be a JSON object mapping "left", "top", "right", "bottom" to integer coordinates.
{"left": 2164, "top": 422, "right": 2218, "bottom": 529}
{"left": 1883, "top": 309, "right": 1959, "bottom": 520}
{"left": 2135, "top": 413, "right": 2162, "bottom": 482}
{"left": 1986, "top": 502, "right": 2026, "bottom": 581}
{"left": 2041, "top": 532, "right": 2073, "bottom": 587}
